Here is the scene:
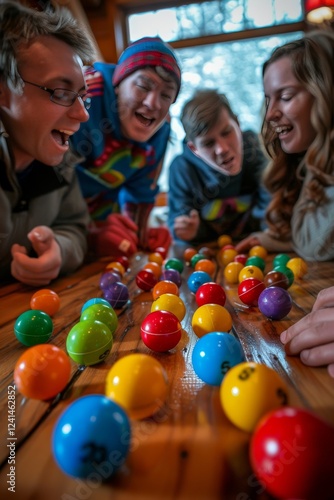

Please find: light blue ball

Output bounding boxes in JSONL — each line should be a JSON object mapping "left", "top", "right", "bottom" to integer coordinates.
{"left": 192, "top": 332, "right": 245, "bottom": 386}
{"left": 81, "top": 297, "right": 112, "bottom": 313}
{"left": 187, "top": 271, "right": 212, "bottom": 293}
{"left": 52, "top": 395, "right": 131, "bottom": 479}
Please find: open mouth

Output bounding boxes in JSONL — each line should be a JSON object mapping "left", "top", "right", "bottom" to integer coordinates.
{"left": 275, "top": 125, "right": 292, "bottom": 138}
{"left": 51, "top": 129, "right": 72, "bottom": 146}
{"left": 135, "top": 112, "right": 154, "bottom": 128}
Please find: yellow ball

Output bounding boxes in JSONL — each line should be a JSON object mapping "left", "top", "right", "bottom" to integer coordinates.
{"left": 224, "top": 261, "right": 244, "bottom": 284}
{"left": 249, "top": 245, "right": 268, "bottom": 260}
{"left": 105, "top": 353, "right": 168, "bottom": 419}
{"left": 218, "top": 248, "right": 238, "bottom": 267}
{"left": 287, "top": 257, "right": 308, "bottom": 279}
{"left": 151, "top": 293, "right": 186, "bottom": 322}
{"left": 192, "top": 304, "right": 232, "bottom": 338}
{"left": 220, "top": 361, "right": 289, "bottom": 432}
{"left": 218, "top": 234, "right": 232, "bottom": 248}
{"left": 238, "top": 265, "right": 264, "bottom": 283}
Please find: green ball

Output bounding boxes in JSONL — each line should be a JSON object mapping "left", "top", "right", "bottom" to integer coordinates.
{"left": 164, "top": 258, "right": 184, "bottom": 274}
{"left": 66, "top": 320, "right": 113, "bottom": 366}
{"left": 190, "top": 253, "right": 206, "bottom": 268}
{"left": 80, "top": 303, "right": 118, "bottom": 335}
{"left": 245, "top": 255, "right": 266, "bottom": 272}
{"left": 273, "top": 253, "right": 291, "bottom": 268}
{"left": 14, "top": 310, "right": 53, "bottom": 346}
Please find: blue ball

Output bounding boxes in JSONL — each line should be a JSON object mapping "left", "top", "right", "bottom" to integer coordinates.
{"left": 192, "top": 332, "right": 245, "bottom": 386}
{"left": 187, "top": 271, "right": 212, "bottom": 294}
{"left": 258, "top": 286, "right": 292, "bottom": 320}
{"left": 52, "top": 395, "right": 131, "bottom": 479}
{"left": 81, "top": 297, "right": 112, "bottom": 313}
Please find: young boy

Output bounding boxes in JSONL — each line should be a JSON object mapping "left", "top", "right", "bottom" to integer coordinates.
{"left": 0, "top": 1, "right": 96, "bottom": 286}
{"left": 70, "top": 37, "right": 182, "bottom": 256}
{"left": 168, "top": 89, "right": 270, "bottom": 245}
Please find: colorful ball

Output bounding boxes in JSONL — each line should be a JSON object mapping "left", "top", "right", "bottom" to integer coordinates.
{"left": 136, "top": 268, "right": 158, "bottom": 291}
{"left": 192, "top": 332, "right": 245, "bottom": 386}
{"left": 105, "top": 261, "right": 125, "bottom": 276}
{"left": 81, "top": 297, "right": 112, "bottom": 313}
{"left": 151, "top": 293, "right": 186, "bottom": 322}
{"left": 80, "top": 303, "right": 118, "bottom": 335}
{"left": 164, "top": 258, "right": 184, "bottom": 274}
{"left": 224, "top": 261, "right": 244, "bottom": 284}
{"left": 160, "top": 269, "right": 182, "bottom": 287}
{"left": 154, "top": 246, "right": 167, "bottom": 259}
{"left": 103, "top": 282, "right": 129, "bottom": 309}
{"left": 143, "top": 261, "right": 162, "bottom": 279}
{"left": 141, "top": 310, "right": 181, "bottom": 352}
{"left": 114, "top": 255, "right": 129, "bottom": 271}
{"left": 187, "top": 270, "right": 212, "bottom": 293}
{"left": 258, "top": 286, "right": 292, "bottom": 320}
{"left": 194, "top": 258, "right": 216, "bottom": 277}
{"left": 152, "top": 280, "right": 179, "bottom": 300}
{"left": 220, "top": 361, "right": 289, "bottom": 432}
{"left": 148, "top": 252, "right": 164, "bottom": 266}
{"left": 195, "top": 282, "right": 226, "bottom": 307}
{"left": 66, "top": 320, "right": 113, "bottom": 366}
{"left": 14, "top": 344, "right": 71, "bottom": 400}
{"left": 245, "top": 255, "right": 265, "bottom": 272}
{"left": 287, "top": 257, "right": 308, "bottom": 279}
{"left": 273, "top": 253, "right": 291, "bottom": 268}
{"left": 30, "top": 289, "right": 60, "bottom": 316}
{"left": 183, "top": 247, "right": 197, "bottom": 263}
{"left": 250, "top": 407, "right": 334, "bottom": 500}
{"left": 238, "top": 265, "right": 264, "bottom": 283}
{"left": 272, "top": 264, "right": 294, "bottom": 287}
{"left": 238, "top": 278, "right": 265, "bottom": 307}
{"left": 99, "top": 271, "right": 122, "bottom": 290}
{"left": 52, "top": 395, "right": 131, "bottom": 479}
{"left": 218, "top": 247, "right": 238, "bottom": 267}
{"left": 263, "top": 270, "right": 289, "bottom": 289}
{"left": 217, "top": 234, "right": 232, "bottom": 248}
{"left": 14, "top": 310, "right": 53, "bottom": 346}
{"left": 105, "top": 354, "right": 168, "bottom": 419}
{"left": 248, "top": 245, "right": 268, "bottom": 260}
{"left": 192, "top": 304, "right": 232, "bottom": 338}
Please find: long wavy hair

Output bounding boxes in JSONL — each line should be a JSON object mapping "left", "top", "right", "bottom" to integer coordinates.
{"left": 261, "top": 30, "right": 334, "bottom": 240}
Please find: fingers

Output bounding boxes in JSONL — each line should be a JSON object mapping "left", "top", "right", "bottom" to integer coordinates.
{"left": 173, "top": 210, "right": 199, "bottom": 241}
{"left": 106, "top": 213, "right": 138, "bottom": 232}
{"left": 235, "top": 236, "right": 261, "bottom": 253}
{"left": 28, "top": 226, "right": 54, "bottom": 256}
{"left": 312, "top": 286, "right": 334, "bottom": 312}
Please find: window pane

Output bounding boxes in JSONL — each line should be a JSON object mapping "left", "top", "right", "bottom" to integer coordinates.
{"left": 128, "top": 0, "right": 302, "bottom": 42}
{"left": 158, "top": 32, "right": 303, "bottom": 191}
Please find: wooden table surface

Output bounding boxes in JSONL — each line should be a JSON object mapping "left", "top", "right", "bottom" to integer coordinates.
{"left": 0, "top": 245, "right": 334, "bottom": 500}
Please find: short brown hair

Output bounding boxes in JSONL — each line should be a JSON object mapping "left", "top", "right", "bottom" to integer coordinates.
{"left": 181, "top": 89, "right": 238, "bottom": 142}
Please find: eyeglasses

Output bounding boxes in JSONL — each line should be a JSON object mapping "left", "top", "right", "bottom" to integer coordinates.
{"left": 22, "top": 79, "right": 91, "bottom": 110}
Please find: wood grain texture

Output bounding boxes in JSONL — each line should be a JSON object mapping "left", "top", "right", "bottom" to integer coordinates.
{"left": 0, "top": 248, "right": 333, "bottom": 500}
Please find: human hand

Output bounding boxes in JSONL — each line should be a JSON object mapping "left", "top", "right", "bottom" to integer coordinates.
{"left": 90, "top": 214, "right": 139, "bottom": 257}
{"left": 11, "top": 226, "right": 62, "bottom": 286}
{"left": 280, "top": 286, "right": 334, "bottom": 377}
{"left": 234, "top": 235, "right": 261, "bottom": 253}
{"left": 173, "top": 210, "right": 200, "bottom": 242}
{"left": 147, "top": 227, "right": 172, "bottom": 252}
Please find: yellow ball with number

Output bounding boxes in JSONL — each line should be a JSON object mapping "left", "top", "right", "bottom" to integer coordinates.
{"left": 105, "top": 353, "right": 168, "bottom": 419}
{"left": 287, "top": 257, "right": 308, "bottom": 279}
{"left": 220, "top": 361, "right": 289, "bottom": 432}
{"left": 238, "top": 265, "right": 264, "bottom": 283}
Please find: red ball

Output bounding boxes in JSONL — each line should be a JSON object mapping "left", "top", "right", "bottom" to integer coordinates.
{"left": 141, "top": 310, "right": 181, "bottom": 352}
{"left": 250, "top": 407, "right": 334, "bottom": 500}
{"left": 154, "top": 246, "right": 167, "bottom": 259}
{"left": 234, "top": 254, "right": 248, "bottom": 266}
{"left": 136, "top": 269, "right": 158, "bottom": 291}
{"left": 238, "top": 278, "right": 265, "bottom": 307}
{"left": 195, "top": 282, "right": 226, "bottom": 307}
{"left": 114, "top": 255, "right": 129, "bottom": 271}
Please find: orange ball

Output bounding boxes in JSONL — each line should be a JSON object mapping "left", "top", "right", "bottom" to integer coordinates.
{"left": 224, "top": 262, "right": 244, "bottom": 284}
{"left": 148, "top": 252, "right": 164, "bottom": 266}
{"left": 218, "top": 234, "right": 232, "bottom": 248}
{"left": 195, "top": 258, "right": 216, "bottom": 277}
{"left": 30, "top": 289, "right": 60, "bottom": 316}
{"left": 143, "top": 262, "right": 162, "bottom": 279}
{"left": 105, "top": 261, "right": 125, "bottom": 276}
{"left": 152, "top": 280, "right": 179, "bottom": 300}
{"left": 183, "top": 247, "right": 197, "bottom": 263}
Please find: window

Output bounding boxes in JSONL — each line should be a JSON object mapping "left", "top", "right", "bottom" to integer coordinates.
{"left": 126, "top": 0, "right": 304, "bottom": 191}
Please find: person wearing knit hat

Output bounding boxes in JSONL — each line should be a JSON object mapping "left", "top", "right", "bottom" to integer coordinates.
{"left": 71, "top": 36, "right": 182, "bottom": 258}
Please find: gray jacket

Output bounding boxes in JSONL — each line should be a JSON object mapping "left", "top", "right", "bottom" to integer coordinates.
{"left": 0, "top": 128, "right": 90, "bottom": 281}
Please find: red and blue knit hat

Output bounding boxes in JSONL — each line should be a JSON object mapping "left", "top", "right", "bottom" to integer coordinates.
{"left": 112, "top": 37, "right": 181, "bottom": 101}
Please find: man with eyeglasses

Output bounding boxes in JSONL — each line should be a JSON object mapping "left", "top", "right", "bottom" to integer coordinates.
{"left": 0, "top": 1, "right": 96, "bottom": 286}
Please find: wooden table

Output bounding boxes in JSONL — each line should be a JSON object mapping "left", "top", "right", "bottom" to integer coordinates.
{"left": 0, "top": 246, "right": 334, "bottom": 500}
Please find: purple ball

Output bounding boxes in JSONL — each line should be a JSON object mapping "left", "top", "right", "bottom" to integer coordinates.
{"left": 103, "top": 282, "right": 129, "bottom": 309}
{"left": 160, "top": 269, "right": 182, "bottom": 288}
{"left": 258, "top": 286, "right": 292, "bottom": 320}
{"left": 99, "top": 271, "right": 122, "bottom": 290}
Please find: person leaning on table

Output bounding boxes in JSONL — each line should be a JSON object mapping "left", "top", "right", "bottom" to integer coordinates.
{"left": 0, "top": 1, "right": 96, "bottom": 286}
